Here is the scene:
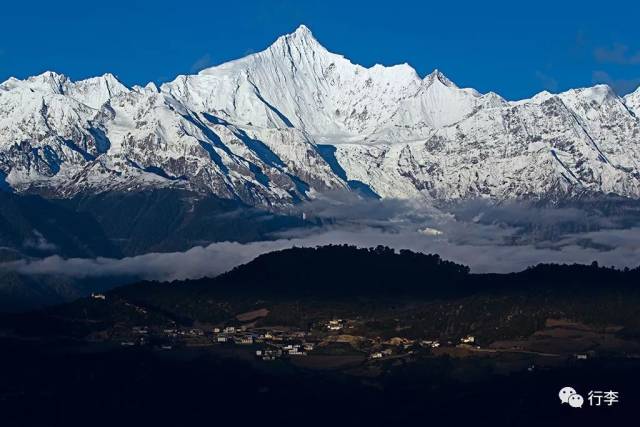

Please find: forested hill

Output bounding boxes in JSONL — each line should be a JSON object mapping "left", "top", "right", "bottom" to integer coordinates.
{"left": 114, "top": 245, "right": 640, "bottom": 302}
{"left": 215, "top": 245, "right": 470, "bottom": 296}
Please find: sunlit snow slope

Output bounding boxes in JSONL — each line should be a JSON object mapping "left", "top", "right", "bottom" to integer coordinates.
{"left": 2, "top": 25, "right": 640, "bottom": 206}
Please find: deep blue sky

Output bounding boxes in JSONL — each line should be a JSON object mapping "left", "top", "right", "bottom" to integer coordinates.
{"left": 2, "top": 0, "right": 640, "bottom": 99}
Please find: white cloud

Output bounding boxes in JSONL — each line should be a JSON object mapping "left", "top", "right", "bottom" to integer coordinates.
{"left": 592, "top": 70, "right": 640, "bottom": 95}
{"left": 594, "top": 44, "right": 640, "bottom": 65}
{"left": 5, "top": 199, "right": 640, "bottom": 280}
{"left": 23, "top": 230, "right": 57, "bottom": 252}
{"left": 190, "top": 53, "right": 213, "bottom": 73}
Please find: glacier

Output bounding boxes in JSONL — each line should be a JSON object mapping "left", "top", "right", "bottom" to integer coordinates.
{"left": 2, "top": 24, "right": 640, "bottom": 207}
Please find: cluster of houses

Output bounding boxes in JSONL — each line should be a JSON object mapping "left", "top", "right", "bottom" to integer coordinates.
{"left": 116, "top": 324, "right": 319, "bottom": 354}
{"left": 367, "top": 336, "right": 478, "bottom": 361}
{"left": 209, "top": 326, "right": 318, "bottom": 360}
{"left": 256, "top": 348, "right": 283, "bottom": 361}
{"left": 456, "top": 335, "right": 481, "bottom": 350}
{"left": 211, "top": 326, "right": 309, "bottom": 346}
{"left": 370, "top": 348, "right": 394, "bottom": 359}
{"left": 213, "top": 326, "right": 254, "bottom": 344}
{"left": 460, "top": 335, "right": 475, "bottom": 344}
{"left": 162, "top": 327, "right": 203, "bottom": 338}
{"left": 115, "top": 317, "right": 481, "bottom": 366}
{"left": 255, "top": 342, "right": 316, "bottom": 361}
{"left": 327, "top": 319, "right": 344, "bottom": 331}
{"left": 118, "top": 326, "right": 150, "bottom": 346}
{"left": 368, "top": 337, "right": 438, "bottom": 360}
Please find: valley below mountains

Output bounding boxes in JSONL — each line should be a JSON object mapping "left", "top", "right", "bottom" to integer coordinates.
{"left": 4, "top": 25, "right": 640, "bottom": 313}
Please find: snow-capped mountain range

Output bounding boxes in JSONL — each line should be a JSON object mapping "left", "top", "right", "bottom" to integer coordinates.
{"left": 2, "top": 24, "right": 640, "bottom": 207}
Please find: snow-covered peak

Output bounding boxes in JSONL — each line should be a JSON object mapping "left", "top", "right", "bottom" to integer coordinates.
{"left": 2, "top": 25, "right": 640, "bottom": 206}
{"left": 293, "top": 24, "right": 312, "bottom": 36}
{"left": 480, "top": 91, "right": 507, "bottom": 107}
{"left": 197, "top": 25, "right": 327, "bottom": 78}
{"left": 529, "top": 90, "right": 555, "bottom": 104}
{"left": 376, "top": 69, "right": 485, "bottom": 129}
{"left": 424, "top": 69, "right": 457, "bottom": 88}
{"left": 624, "top": 86, "right": 640, "bottom": 116}
{"left": 67, "top": 73, "right": 129, "bottom": 109}
{"left": 31, "top": 70, "right": 68, "bottom": 83}
{"left": 19, "top": 71, "right": 71, "bottom": 94}
{"left": 0, "top": 71, "right": 128, "bottom": 110}
{"left": 625, "top": 85, "right": 640, "bottom": 100}
{"left": 163, "top": 25, "right": 428, "bottom": 137}
{"left": 272, "top": 24, "right": 321, "bottom": 48}
{"left": 560, "top": 84, "right": 618, "bottom": 105}
{"left": 516, "top": 84, "right": 621, "bottom": 109}
{"left": 132, "top": 82, "right": 160, "bottom": 94}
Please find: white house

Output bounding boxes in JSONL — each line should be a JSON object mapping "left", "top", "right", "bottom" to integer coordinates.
{"left": 461, "top": 335, "right": 475, "bottom": 344}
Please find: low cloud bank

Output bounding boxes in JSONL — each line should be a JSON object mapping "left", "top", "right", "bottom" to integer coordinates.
{"left": 5, "top": 196, "right": 640, "bottom": 281}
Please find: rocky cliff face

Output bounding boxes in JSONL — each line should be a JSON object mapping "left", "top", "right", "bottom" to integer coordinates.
{"left": 2, "top": 25, "right": 640, "bottom": 207}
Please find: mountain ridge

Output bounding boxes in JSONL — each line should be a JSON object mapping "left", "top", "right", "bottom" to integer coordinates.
{"left": 2, "top": 25, "right": 640, "bottom": 206}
